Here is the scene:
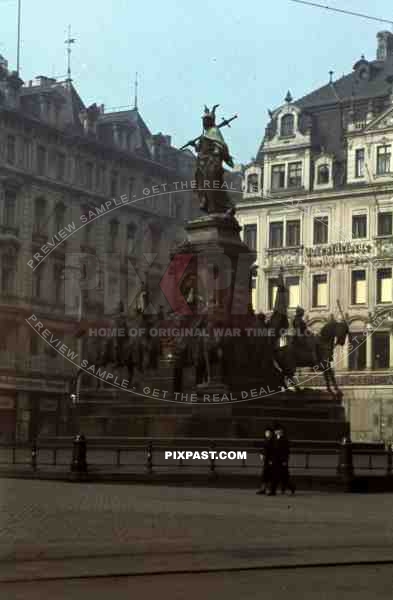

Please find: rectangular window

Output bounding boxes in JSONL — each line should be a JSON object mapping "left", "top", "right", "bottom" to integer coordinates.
{"left": 23, "top": 138, "right": 31, "bottom": 169}
{"left": 372, "top": 332, "right": 390, "bottom": 369}
{"left": 127, "top": 223, "right": 137, "bottom": 254}
{"left": 37, "top": 145, "right": 47, "bottom": 176}
{"left": 313, "top": 216, "right": 329, "bottom": 244}
{"left": 75, "top": 156, "right": 84, "bottom": 185}
{"left": 352, "top": 214, "right": 367, "bottom": 239}
{"left": 269, "top": 222, "right": 283, "bottom": 249}
{"left": 268, "top": 278, "right": 278, "bottom": 310}
{"left": 111, "top": 171, "right": 118, "bottom": 197}
{"left": 97, "top": 165, "right": 106, "bottom": 192}
{"left": 85, "top": 162, "right": 93, "bottom": 189}
{"left": 377, "top": 145, "right": 391, "bottom": 175}
{"left": 4, "top": 191, "right": 16, "bottom": 227}
{"left": 2, "top": 254, "right": 16, "bottom": 293}
{"left": 54, "top": 263, "right": 65, "bottom": 305}
{"left": 377, "top": 268, "right": 392, "bottom": 304}
{"left": 287, "top": 162, "right": 302, "bottom": 188}
{"left": 55, "top": 152, "right": 66, "bottom": 181}
{"left": 6, "top": 135, "right": 16, "bottom": 165}
{"left": 286, "top": 220, "right": 300, "bottom": 247}
{"left": 377, "top": 212, "right": 392, "bottom": 236}
{"left": 82, "top": 210, "right": 91, "bottom": 243}
{"left": 271, "top": 164, "right": 285, "bottom": 191}
{"left": 128, "top": 178, "right": 135, "bottom": 201}
{"left": 351, "top": 270, "right": 367, "bottom": 304}
{"left": 355, "top": 148, "right": 365, "bottom": 178}
{"left": 32, "top": 265, "right": 44, "bottom": 299}
{"left": 287, "top": 276, "right": 300, "bottom": 308}
{"left": 348, "top": 333, "right": 367, "bottom": 371}
{"left": 312, "top": 274, "right": 328, "bottom": 307}
{"left": 244, "top": 224, "right": 257, "bottom": 251}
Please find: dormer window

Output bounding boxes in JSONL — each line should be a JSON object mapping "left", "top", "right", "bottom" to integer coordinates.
{"left": 247, "top": 174, "right": 258, "bottom": 193}
{"left": 317, "top": 164, "right": 330, "bottom": 185}
{"left": 280, "top": 113, "right": 295, "bottom": 137}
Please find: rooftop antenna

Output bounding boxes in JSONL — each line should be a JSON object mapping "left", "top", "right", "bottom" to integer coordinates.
{"left": 65, "top": 25, "right": 76, "bottom": 82}
{"left": 134, "top": 71, "right": 138, "bottom": 110}
{"left": 16, "top": 0, "right": 21, "bottom": 74}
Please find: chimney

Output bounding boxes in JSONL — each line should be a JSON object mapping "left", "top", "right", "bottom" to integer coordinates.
{"left": 377, "top": 31, "right": 393, "bottom": 61}
{"left": 33, "top": 75, "right": 56, "bottom": 87}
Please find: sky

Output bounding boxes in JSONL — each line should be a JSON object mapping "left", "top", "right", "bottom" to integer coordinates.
{"left": 1, "top": 0, "right": 393, "bottom": 163}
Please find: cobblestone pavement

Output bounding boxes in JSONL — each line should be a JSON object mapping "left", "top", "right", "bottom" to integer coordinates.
{"left": 2, "top": 565, "right": 393, "bottom": 600}
{"left": 0, "top": 480, "right": 393, "bottom": 583}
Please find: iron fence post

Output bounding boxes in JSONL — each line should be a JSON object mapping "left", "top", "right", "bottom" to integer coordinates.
{"left": 70, "top": 434, "right": 88, "bottom": 476}
{"left": 146, "top": 441, "right": 153, "bottom": 475}
{"left": 338, "top": 436, "right": 354, "bottom": 492}
{"left": 209, "top": 442, "right": 217, "bottom": 480}
{"left": 31, "top": 442, "right": 37, "bottom": 471}
{"left": 386, "top": 442, "right": 393, "bottom": 485}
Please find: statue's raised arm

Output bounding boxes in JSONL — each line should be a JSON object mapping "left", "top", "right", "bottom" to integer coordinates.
{"left": 187, "top": 105, "right": 237, "bottom": 214}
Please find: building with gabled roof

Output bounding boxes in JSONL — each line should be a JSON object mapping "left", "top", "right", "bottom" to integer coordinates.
{"left": 0, "top": 58, "right": 196, "bottom": 441}
{"left": 237, "top": 31, "right": 393, "bottom": 442}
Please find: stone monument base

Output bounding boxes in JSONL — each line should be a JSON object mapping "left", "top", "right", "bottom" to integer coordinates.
{"left": 73, "top": 385, "right": 349, "bottom": 442}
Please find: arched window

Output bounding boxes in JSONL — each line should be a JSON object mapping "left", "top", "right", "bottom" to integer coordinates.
{"left": 317, "top": 164, "right": 330, "bottom": 185}
{"left": 247, "top": 174, "right": 258, "bottom": 193}
{"left": 280, "top": 114, "right": 295, "bottom": 137}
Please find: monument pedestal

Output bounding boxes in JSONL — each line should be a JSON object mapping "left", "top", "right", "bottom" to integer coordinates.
{"left": 168, "top": 213, "right": 255, "bottom": 320}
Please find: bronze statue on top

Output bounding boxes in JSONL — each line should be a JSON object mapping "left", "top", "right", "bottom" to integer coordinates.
{"left": 181, "top": 105, "right": 237, "bottom": 214}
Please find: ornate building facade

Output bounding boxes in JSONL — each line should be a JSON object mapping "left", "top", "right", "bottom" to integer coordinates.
{"left": 0, "top": 55, "right": 195, "bottom": 441}
{"left": 237, "top": 31, "right": 393, "bottom": 441}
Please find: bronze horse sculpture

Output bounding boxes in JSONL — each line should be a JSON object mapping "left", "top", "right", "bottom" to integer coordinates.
{"left": 274, "top": 317, "right": 349, "bottom": 398}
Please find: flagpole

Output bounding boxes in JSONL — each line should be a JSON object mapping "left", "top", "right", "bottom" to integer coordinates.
{"left": 16, "top": 0, "right": 21, "bottom": 74}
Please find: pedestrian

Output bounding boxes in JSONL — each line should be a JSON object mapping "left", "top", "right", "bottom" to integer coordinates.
{"left": 274, "top": 425, "right": 295, "bottom": 495}
{"left": 256, "top": 427, "right": 276, "bottom": 495}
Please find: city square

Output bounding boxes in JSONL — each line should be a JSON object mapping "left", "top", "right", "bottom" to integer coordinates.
{"left": 2, "top": 0, "right": 393, "bottom": 596}
{"left": 0, "top": 481, "right": 393, "bottom": 597}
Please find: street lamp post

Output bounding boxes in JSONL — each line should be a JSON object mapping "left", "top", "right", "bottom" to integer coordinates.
{"left": 69, "top": 292, "right": 88, "bottom": 475}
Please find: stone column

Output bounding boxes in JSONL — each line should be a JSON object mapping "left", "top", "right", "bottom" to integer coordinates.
{"left": 389, "top": 330, "right": 393, "bottom": 368}
{"left": 342, "top": 337, "right": 350, "bottom": 370}
{"left": 366, "top": 330, "right": 373, "bottom": 369}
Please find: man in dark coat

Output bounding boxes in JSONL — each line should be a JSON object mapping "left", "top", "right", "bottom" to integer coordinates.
{"left": 274, "top": 425, "right": 295, "bottom": 495}
{"left": 256, "top": 428, "right": 276, "bottom": 495}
